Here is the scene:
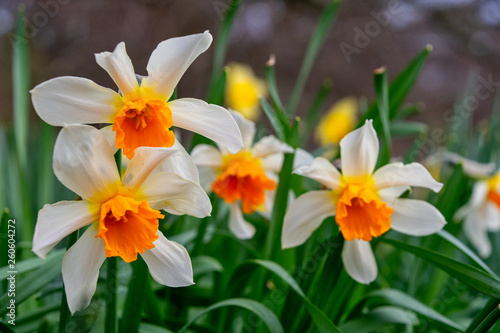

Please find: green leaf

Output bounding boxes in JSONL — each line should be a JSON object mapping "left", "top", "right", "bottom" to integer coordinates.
{"left": 437, "top": 230, "right": 498, "bottom": 278}
{"left": 0, "top": 251, "right": 63, "bottom": 316}
{"left": 341, "top": 306, "right": 418, "bottom": 332}
{"left": 192, "top": 255, "right": 224, "bottom": 277}
{"left": 260, "top": 97, "right": 289, "bottom": 143}
{"left": 464, "top": 298, "right": 500, "bottom": 333}
{"left": 265, "top": 58, "right": 285, "bottom": 113}
{"left": 139, "top": 323, "right": 174, "bottom": 333}
{"left": 374, "top": 66, "right": 391, "bottom": 167}
{"left": 302, "top": 79, "right": 333, "bottom": 143}
{"left": 206, "top": 69, "right": 227, "bottom": 106}
{"left": 0, "top": 249, "right": 64, "bottom": 281}
{"left": 177, "top": 298, "right": 284, "bottom": 333}
{"left": 120, "top": 257, "right": 148, "bottom": 333}
{"left": 359, "top": 45, "right": 432, "bottom": 126}
{"left": 248, "top": 259, "right": 341, "bottom": 333}
{"left": 379, "top": 237, "right": 500, "bottom": 299}
{"left": 390, "top": 121, "right": 428, "bottom": 137}
{"left": 365, "top": 289, "right": 463, "bottom": 332}
{"left": 286, "top": 0, "right": 340, "bottom": 115}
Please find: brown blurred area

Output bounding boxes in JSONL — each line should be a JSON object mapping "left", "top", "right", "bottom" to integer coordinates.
{"left": 1, "top": 0, "right": 500, "bottom": 143}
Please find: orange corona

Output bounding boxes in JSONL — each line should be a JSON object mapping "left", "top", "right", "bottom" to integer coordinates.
{"left": 96, "top": 194, "right": 164, "bottom": 263}
{"left": 113, "top": 98, "right": 175, "bottom": 159}
{"left": 336, "top": 176, "right": 393, "bottom": 241}
{"left": 212, "top": 151, "right": 276, "bottom": 214}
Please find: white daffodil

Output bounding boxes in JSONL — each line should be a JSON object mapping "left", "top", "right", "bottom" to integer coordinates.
{"left": 455, "top": 172, "right": 500, "bottom": 258}
{"left": 190, "top": 111, "right": 294, "bottom": 239}
{"left": 282, "top": 120, "right": 446, "bottom": 284}
{"left": 32, "top": 125, "right": 211, "bottom": 313}
{"left": 31, "top": 31, "right": 243, "bottom": 159}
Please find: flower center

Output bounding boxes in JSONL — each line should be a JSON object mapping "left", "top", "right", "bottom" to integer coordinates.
{"left": 212, "top": 151, "right": 276, "bottom": 214}
{"left": 335, "top": 176, "right": 393, "bottom": 241}
{"left": 96, "top": 194, "right": 164, "bottom": 263}
{"left": 112, "top": 98, "right": 175, "bottom": 159}
{"left": 487, "top": 175, "right": 500, "bottom": 210}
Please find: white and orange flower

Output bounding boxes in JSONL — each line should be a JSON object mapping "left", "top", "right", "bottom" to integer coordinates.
{"left": 455, "top": 171, "right": 500, "bottom": 258}
{"left": 32, "top": 125, "right": 211, "bottom": 313}
{"left": 31, "top": 31, "right": 243, "bottom": 159}
{"left": 282, "top": 120, "right": 446, "bottom": 284}
{"left": 190, "top": 111, "right": 293, "bottom": 239}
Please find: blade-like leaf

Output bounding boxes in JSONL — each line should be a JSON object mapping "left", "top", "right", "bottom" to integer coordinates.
{"left": 341, "top": 306, "right": 418, "bottom": 332}
{"left": 177, "top": 298, "right": 284, "bottom": 333}
{"left": 380, "top": 237, "right": 500, "bottom": 299}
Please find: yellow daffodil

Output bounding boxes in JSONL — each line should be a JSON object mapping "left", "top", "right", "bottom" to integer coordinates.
{"left": 316, "top": 97, "right": 358, "bottom": 147}
{"left": 282, "top": 120, "right": 445, "bottom": 284}
{"left": 32, "top": 125, "right": 211, "bottom": 313}
{"left": 225, "top": 63, "right": 267, "bottom": 121}
{"left": 191, "top": 111, "right": 310, "bottom": 239}
{"left": 31, "top": 31, "right": 243, "bottom": 159}
{"left": 455, "top": 171, "right": 500, "bottom": 258}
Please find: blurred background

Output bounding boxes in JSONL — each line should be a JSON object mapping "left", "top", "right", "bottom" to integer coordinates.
{"left": 0, "top": 0, "right": 499, "bottom": 151}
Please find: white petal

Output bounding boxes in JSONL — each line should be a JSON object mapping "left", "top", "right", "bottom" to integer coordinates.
{"left": 121, "top": 147, "right": 179, "bottom": 194}
{"left": 169, "top": 98, "right": 243, "bottom": 153}
{"left": 386, "top": 198, "right": 446, "bottom": 236}
{"left": 484, "top": 202, "right": 500, "bottom": 231}
{"left": 99, "top": 125, "right": 118, "bottom": 154}
{"left": 340, "top": 119, "right": 379, "bottom": 177}
{"left": 260, "top": 154, "right": 284, "bottom": 173}
{"left": 377, "top": 186, "right": 409, "bottom": 199}
{"left": 154, "top": 140, "right": 200, "bottom": 184}
{"left": 293, "top": 148, "right": 315, "bottom": 169}
{"left": 191, "top": 144, "right": 223, "bottom": 168}
{"left": 470, "top": 181, "right": 489, "bottom": 208}
{"left": 294, "top": 157, "right": 342, "bottom": 190}
{"left": 198, "top": 166, "right": 217, "bottom": 193}
{"left": 95, "top": 42, "right": 139, "bottom": 97}
{"left": 230, "top": 110, "right": 256, "bottom": 149}
{"left": 342, "top": 239, "right": 378, "bottom": 284}
{"left": 53, "top": 125, "right": 121, "bottom": 202}
{"left": 373, "top": 162, "right": 443, "bottom": 192}
{"left": 141, "top": 231, "right": 194, "bottom": 287}
{"left": 463, "top": 208, "right": 491, "bottom": 258}
{"left": 33, "top": 201, "right": 99, "bottom": 258}
{"left": 282, "top": 191, "right": 336, "bottom": 249}
{"left": 62, "top": 224, "right": 106, "bottom": 313}
{"left": 136, "top": 172, "right": 211, "bottom": 218}
{"left": 251, "top": 135, "right": 293, "bottom": 159}
{"left": 228, "top": 203, "right": 256, "bottom": 239}
{"left": 31, "top": 76, "right": 121, "bottom": 126}
{"left": 141, "top": 31, "right": 212, "bottom": 100}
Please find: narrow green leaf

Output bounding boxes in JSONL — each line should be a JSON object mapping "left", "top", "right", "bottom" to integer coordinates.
{"left": 286, "top": 0, "right": 340, "bottom": 115}
{"left": 434, "top": 163, "right": 464, "bottom": 221}
{"left": 260, "top": 97, "right": 288, "bottom": 142}
{"left": 471, "top": 305, "right": 500, "bottom": 333}
{"left": 390, "top": 121, "right": 428, "bottom": 137}
{"left": 0, "top": 249, "right": 64, "bottom": 281}
{"left": 12, "top": 5, "right": 30, "bottom": 172}
{"left": 177, "top": 298, "right": 284, "bottom": 333}
{"left": 464, "top": 298, "right": 500, "bottom": 333}
{"left": 393, "top": 103, "right": 424, "bottom": 120}
{"left": 341, "top": 306, "right": 418, "bottom": 332}
{"left": 192, "top": 255, "right": 224, "bottom": 277}
{"left": 206, "top": 69, "right": 227, "bottom": 106}
{"left": 37, "top": 123, "right": 55, "bottom": 209}
{"left": 265, "top": 57, "right": 285, "bottom": 113}
{"left": 0, "top": 251, "right": 62, "bottom": 316}
{"left": 359, "top": 45, "right": 432, "bottom": 126}
{"left": 211, "top": 0, "right": 242, "bottom": 80}
{"left": 249, "top": 259, "right": 341, "bottom": 333}
{"left": 380, "top": 237, "right": 500, "bottom": 299}
{"left": 437, "top": 230, "right": 498, "bottom": 278}
{"left": 365, "top": 289, "right": 464, "bottom": 332}
{"left": 374, "top": 66, "right": 391, "bottom": 166}
{"left": 139, "top": 323, "right": 174, "bottom": 333}
{"left": 59, "top": 231, "right": 79, "bottom": 333}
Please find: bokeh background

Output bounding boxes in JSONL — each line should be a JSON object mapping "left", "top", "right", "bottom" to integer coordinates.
{"left": 1, "top": 0, "right": 499, "bottom": 151}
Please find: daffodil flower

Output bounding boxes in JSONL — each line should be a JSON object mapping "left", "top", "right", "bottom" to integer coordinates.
{"left": 282, "top": 120, "right": 446, "bottom": 284}
{"left": 31, "top": 31, "right": 243, "bottom": 159}
{"left": 225, "top": 63, "right": 267, "bottom": 121}
{"left": 455, "top": 172, "right": 500, "bottom": 258}
{"left": 191, "top": 111, "right": 293, "bottom": 239}
{"left": 32, "top": 125, "right": 211, "bottom": 313}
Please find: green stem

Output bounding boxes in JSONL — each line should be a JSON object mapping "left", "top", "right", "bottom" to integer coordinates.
{"left": 120, "top": 257, "right": 149, "bottom": 333}
{"left": 105, "top": 257, "right": 117, "bottom": 333}
{"left": 58, "top": 230, "right": 79, "bottom": 332}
